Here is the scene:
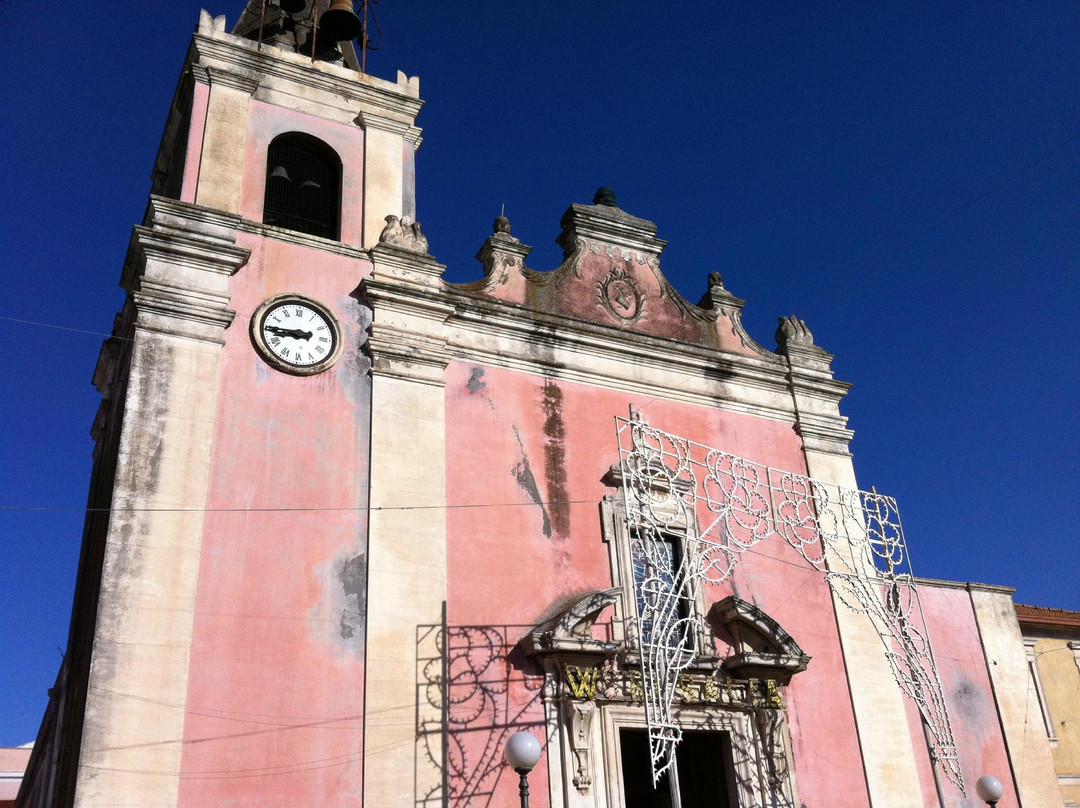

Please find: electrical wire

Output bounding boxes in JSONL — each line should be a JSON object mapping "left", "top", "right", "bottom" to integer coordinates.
{"left": 0, "top": 499, "right": 596, "bottom": 513}
{"left": 0, "top": 315, "right": 128, "bottom": 341}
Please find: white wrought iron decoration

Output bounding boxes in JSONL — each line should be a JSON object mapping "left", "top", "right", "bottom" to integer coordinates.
{"left": 615, "top": 413, "right": 964, "bottom": 791}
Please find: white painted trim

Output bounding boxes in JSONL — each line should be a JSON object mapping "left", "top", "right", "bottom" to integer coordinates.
{"left": 1025, "top": 639, "right": 1059, "bottom": 742}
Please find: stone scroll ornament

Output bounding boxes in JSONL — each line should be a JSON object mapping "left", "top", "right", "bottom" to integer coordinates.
{"left": 615, "top": 412, "right": 965, "bottom": 792}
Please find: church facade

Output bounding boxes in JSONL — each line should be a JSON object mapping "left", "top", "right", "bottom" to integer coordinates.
{"left": 18, "top": 5, "right": 1066, "bottom": 808}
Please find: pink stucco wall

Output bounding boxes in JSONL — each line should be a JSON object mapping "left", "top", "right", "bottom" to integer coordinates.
{"left": 178, "top": 231, "right": 372, "bottom": 807}
{"left": 904, "top": 584, "right": 1019, "bottom": 807}
{"left": 443, "top": 361, "right": 871, "bottom": 808}
{"left": 179, "top": 81, "right": 209, "bottom": 204}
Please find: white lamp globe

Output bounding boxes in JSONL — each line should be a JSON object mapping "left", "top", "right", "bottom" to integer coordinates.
{"left": 505, "top": 731, "right": 542, "bottom": 772}
{"left": 975, "top": 775, "right": 1004, "bottom": 803}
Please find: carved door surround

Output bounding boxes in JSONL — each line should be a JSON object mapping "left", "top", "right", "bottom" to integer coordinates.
{"left": 523, "top": 590, "right": 804, "bottom": 808}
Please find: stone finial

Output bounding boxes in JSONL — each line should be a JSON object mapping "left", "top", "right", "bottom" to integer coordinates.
{"left": 199, "top": 10, "right": 228, "bottom": 34}
{"left": 593, "top": 187, "right": 618, "bottom": 207}
{"left": 708, "top": 271, "right": 725, "bottom": 290}
{"left": 775, "top": 316, "right": 814, "bottom": 348}
{"left": 494, "top": 215, "right": 512, "bottom": 235}
{"left": 378, "top": 214, "right": 429, "bottom": 254}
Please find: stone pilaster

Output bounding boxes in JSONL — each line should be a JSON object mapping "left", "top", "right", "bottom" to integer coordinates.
{"left": 358, "top": 112, "right": 424, "bottom": 248}
{"left": 362, "top": 244, "right": 452, "bottom": 808}
{"left": 73, "top": 198, "right": 248, "bottom": 808}
{"left": 191, "top": 66, "right": 259, "bottom": 214}
{"left": 777, "top": 318, "right": 923, "bottom": 808}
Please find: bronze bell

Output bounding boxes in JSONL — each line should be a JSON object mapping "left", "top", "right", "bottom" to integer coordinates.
{"left": 320, "top": 0, "right": 363, "bottom": 41}
{"left": 277, "top": 0, "right": 305, "bottom": 13}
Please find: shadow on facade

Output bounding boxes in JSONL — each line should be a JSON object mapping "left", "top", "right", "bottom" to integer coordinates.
{"left": 416, "top": 622, "right": 546, "bottom": 808}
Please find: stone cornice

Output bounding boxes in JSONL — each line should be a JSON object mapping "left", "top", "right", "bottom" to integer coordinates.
{"left": 777, "top": 334, "right": 854, "bottom": 455}
{"left": 476, "top": 234, "right": 533, "bottom": 265}
{"left": 778, "top": 340, "right": 837, "bottom": 371}
{"left": 234, "top": 218, "right": 370, "bottom": 258}
{"left": 793, "top": 414, "right": 854, "bottom": 455}
{"left": 556, "top": 204, "right": 667, "bottom": 258}
{"left": 357, "top": 111, "right": 422, "bottom": 139}
{"left": 121, "top": 198, "right": 249, "bottom": 344}
{"left": 361, "top": 243, "right": 854, "bottom": 427}
{"left": 363, "top": 281, "right": 454, "bottom": 386}
{"left": 363, "top": 282, "right": 457, "bottom": 324}
{"left": 368, "top": 244, "right": 447, "bottom": 288}
{"left": 191, "top": 64, "right": 261, "bottom": 95}
{"left": 190, "top": 32, "right": 423, "bottom": 127}
{"left": 448, "top": 293, "right": 787, "bottom": 385}
{"left": 442, "top": 287, "right": 801, "bottom": 423}
{"left": 367, "top": 329, "right": 452, "bottom": 386}
{"left": 913, "top": 577, "right": 1017, "bottom": 595}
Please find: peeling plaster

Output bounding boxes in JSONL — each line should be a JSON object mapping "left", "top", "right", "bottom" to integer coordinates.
{"left": 466, "top": 366, "right": 487, "bottom": 394}
{"left": 511, "top": 425, "right": 551, "bottom": 540}
{"left": 333, "top": 551, "right": 367, "bottom": 648}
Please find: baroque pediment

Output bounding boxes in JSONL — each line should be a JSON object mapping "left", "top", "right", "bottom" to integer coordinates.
{"left": 448, "top": 192, "right": 773, "bottom": 358}
{"left": 711, "top": 596, "right": 811, "bottom": 684}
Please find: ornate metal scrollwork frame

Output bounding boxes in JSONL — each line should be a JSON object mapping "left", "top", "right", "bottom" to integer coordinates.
{"left": 615, "top": 414, "right": 964, "bottom": 791}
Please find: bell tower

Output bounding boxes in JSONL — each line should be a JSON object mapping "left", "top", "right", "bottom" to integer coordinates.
{"left": 33, "top": 5, "right": 424, "bottom": 808}
{"left": 154, "top": 5, "right": 422, "bottom": 249}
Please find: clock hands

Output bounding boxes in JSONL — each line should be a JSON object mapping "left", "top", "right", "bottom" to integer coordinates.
{"left": 265, "top": 325, "right": 314, "bottom": 340}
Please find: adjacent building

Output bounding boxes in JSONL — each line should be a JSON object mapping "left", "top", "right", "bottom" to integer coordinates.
{"left": 1, "top": 746, "right": 32, "bottom": 808}
{"left": 17, "top": 4, "right": 1070, "bottom": 808}
{"left": 1016, "top": 604, "right": 1080, "bottom": 807}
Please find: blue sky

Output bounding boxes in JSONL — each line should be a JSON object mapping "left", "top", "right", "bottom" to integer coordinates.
{"left": 2, "top": 2, "right": 1078, "bottom": 746}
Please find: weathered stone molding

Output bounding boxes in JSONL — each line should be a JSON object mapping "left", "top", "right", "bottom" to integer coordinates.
{"left": 710, "top": 597, "right": 811, "bottom": 684}
{"left": 773, "top": 319, "right": 854, "bottom": 456}
{"left": 191, "top": 30, "right": 422, "bottom": 127}
{"left": 364, "top": 247, "right": 454, "bottom": 385}
{"left": 524, "top": 589, "right": 622, "bottom": 658}
{"left": 199, "top": 64, "right": 260, "bottom": 95}
{"left": 556, "top": 203, "right": 667, "bottom": 260}
{"left": 368, "top": 243, "right": 446, "bottom": 288}
{"left": 445, "top": 294, "right": 799, "bottom": 422}
{"left": 472, "top": 231, "right": 533, "bottom": 289}
{"left": 234, "top": 217, "right": 370, "bottom": 257}
{"left": 121, "top": 198, "right": 249, "bottom": 344}
{"left": 366, "top": 329, "right": 452, "bottom": 385}
{"left": 357, "top": 109, "right": 423, "bottom": 139}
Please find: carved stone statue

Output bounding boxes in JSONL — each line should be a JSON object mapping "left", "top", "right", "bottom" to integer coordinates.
{"left": 775, "top": 315, "right": 814, "bottom": 348}
{"left": 378, "top": 214, "right": 429, "bottom": 254}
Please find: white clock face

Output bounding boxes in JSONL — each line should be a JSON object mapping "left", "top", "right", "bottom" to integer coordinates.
{"left": 253, "top": 297, "right": 340, "bottom": 374}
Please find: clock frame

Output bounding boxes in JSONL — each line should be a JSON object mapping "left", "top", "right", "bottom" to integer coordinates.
{"left": 250, "top": 294, "right": 342, "bottom": 375}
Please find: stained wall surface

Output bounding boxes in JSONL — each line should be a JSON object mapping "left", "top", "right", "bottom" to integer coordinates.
{"left": 177, "top": 231, "right": 373, "bottom": 807}
{"left": 901, "top": 583, "right": 1021, "bottom": 807}
{"left": 443, "top": 360, "right": 870, "bottom": 808}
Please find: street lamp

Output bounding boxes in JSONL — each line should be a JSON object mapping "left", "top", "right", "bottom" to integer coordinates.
{"left": 505, "top": 731, "right": 542, "bottom": 808}
{"left": 975, "top": 775, "right": 1004, "bottom": 807}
